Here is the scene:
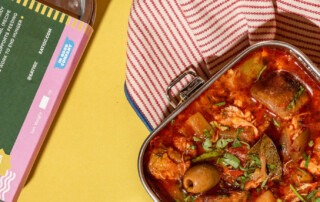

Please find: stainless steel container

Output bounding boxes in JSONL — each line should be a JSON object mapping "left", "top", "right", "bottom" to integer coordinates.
{"left": 37, "top": 0, "right": 96, "bottom": 25}
{"left": 138, "top": 40, "right": 320, "bottom": 201}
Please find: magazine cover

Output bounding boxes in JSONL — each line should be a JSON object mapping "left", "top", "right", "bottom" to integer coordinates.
{"left": 0, "top": 0, "right": 93, "bottom": 201}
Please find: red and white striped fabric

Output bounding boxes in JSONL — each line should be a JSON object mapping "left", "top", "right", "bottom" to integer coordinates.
{"left": 125, "top": 0, "right": 320, "bottom": 129}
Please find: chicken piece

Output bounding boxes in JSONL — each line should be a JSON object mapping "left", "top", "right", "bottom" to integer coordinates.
{"left": 291, "top": 113, "right": 310, "bottom": 130}
{"left": 214, "top": 69, "right": 238, "bottom": 91}
{"left": 172, "top": 135, "right": 197, "bottom": 157}
{"left": 215, "top": 106, "right": 259, "bottom": 137}
{"left": 300, "top": 155, "right": 320, "bottom": 177}
{"left": 251, "top": 71, "right": 309, "bottom": 120}
{"left": 148, "top": 148, "right": 190, "bottom": 180}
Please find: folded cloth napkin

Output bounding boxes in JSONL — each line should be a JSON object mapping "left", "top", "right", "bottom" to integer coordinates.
{"left": 125, "top": 0, "right": 320, "bottom": 130}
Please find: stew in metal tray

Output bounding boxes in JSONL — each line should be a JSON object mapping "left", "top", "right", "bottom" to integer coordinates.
{"left": 143, "top": 46, "right": 320, "bottom": 202}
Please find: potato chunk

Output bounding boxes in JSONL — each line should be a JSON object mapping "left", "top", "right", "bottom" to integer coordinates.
{"left": 255, "top": 190, "right": 276, "bottom": 202}
{"left": 250, "top": 71, "right": 309, "bottom": 120}
{"left": 185, "top": 112, "right": 212, "bottom": 136}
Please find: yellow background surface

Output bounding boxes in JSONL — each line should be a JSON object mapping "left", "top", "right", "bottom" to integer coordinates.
{"left": 18, "top": 0, "right": 151, "bottom": 201}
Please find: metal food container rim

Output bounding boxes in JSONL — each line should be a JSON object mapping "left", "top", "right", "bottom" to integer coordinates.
{"left": 38, "top": 0, "right": 96, "bottom": 25}
{"left": 137, "top": 40, "right": 320, "bottom": 202}
{"left": 80, "top": 0, "right": 96, "bottom": 25}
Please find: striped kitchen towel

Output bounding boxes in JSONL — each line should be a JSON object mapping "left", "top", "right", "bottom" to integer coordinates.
{"left": 125, "top": 0, "right": 320, "bottom": 131}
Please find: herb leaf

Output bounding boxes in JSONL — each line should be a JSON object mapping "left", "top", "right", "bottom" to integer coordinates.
{"left": 267, "top": 164, "right": 276, "bottom": 170}
{"left": 309, "top": 140, "right": 314, "bottom": 147}
{"left": 214, "top": 101, "right": 226, "bottom": 107}
{"left": 203, "top": 129, "right": 213, "bottom": 138}
{"left": 273, "top": 118, "right": 280, "bottom": 128}
{"left": 290, "top": 184, "right": 306, "bottom": 202}
{"left": 256, "top": 65, "right": 267, "bottom": 81}
{"left": 303, "top": 153, "right": 311, "bottom": 168}
{"left": 240, "top": 141, "right": 251, "bottom": 149}
{"left": 232, "top": 128, "right": 244, "bottom": 148}
{"left": 249, "top": 154, "right": 261, "bottom": 168}
{"left": 261, "top": 176, "right": 269, "bottom": 189}
{"left": 232, "top": 139, "right": 242, "bottom": 148}
{"left": 183, "top": 194, "right": 196, "bottom": 202}
{"left": 236, "top": 128, "right": 244, "bottom": 136}
{"left": 203, "top": 138, "right": 213, "bottom": 151}
{"left": 193, "top": 136, "right": 201, "bottom": 142}
{"left": 286, "top": 85, "right": 305, "bottom": 110}
{"left": 223, "top": 153, "right": 240, "bottom": 169}
{"left": 237, "top": 175, "right": 249, "bottom": 190}
{"left": 216, "top": 138, "right": 233, "bottom": 149}
{"left": 307, "top": 189, "right": 318, "bottom": 200}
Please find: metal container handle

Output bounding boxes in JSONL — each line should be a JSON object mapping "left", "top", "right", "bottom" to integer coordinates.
{"left": 166, "top": 71, "right": 205, "bottom": 108}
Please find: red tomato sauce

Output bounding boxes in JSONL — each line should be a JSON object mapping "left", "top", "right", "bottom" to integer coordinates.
{"left": 144, "top": 47, "right": 320, "bottom": 202}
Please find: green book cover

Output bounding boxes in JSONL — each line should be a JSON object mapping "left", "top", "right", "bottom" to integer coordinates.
{"left": 0, "top": 1, "right": 93, "bottom": 201}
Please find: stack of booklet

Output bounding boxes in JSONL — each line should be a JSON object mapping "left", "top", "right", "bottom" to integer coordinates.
{"left": 0, "top": 1, "right": 93, "bottom": 201}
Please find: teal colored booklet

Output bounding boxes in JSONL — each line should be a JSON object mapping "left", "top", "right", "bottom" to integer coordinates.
{"left": 0, "top": 1, "right": 93, "bottom": 201}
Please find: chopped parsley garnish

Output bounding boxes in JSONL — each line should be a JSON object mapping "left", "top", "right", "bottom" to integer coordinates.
{"left": 286, "top": 85, "right": 305, "bottom": 110}
{"left": 232, "top": 128, "right": 244, "bottom": 148}
{"left": 273, "top": 118, "right": 280, "bottom": 128}
{"left": 203, "top": 129, "right": 213, "bottom": 138}
{"left": 220, "top": 125, "right": 230, "bottom": 131}
{"left": 232, "top": 139, "right": 242, "bottom": 148}
{"left": 309, "top": 140, "right": 314, "bottom": 147}
{"left": 193, "top": 136, "right": 201, "bottom": 142}
{"left": 307, "top": 189, "right": 318, "bottom": 200}
{"left": 203, "top": 138, "right": 213, "bottom": 151}
{"left": 223, "top": 153, "right": 240, "bottom": 169}
{"left": 216, "top": 138, "right": 233, "bottom": 149}
{"left": 210, "top": 121, "right": 216, "bottom": 129}
{"left": 303, "top": 153, "right": 311, "bottom": 168}
{"left": 256, "top": 65, "right": 267, "bottom": 81}
{"left": 214, "top": 101, "right": 226, "bottom": 107}
{"left": 183, "top": 194, "right": 196, "bottom": 202}
{"left": 267, "top": 164, "right": 276, "bottom": 170}
{"left": 189, "top": 145, "right": 196, "bottom": 150}
{"left": 237, "top": 175, "right": 249, "bottom": 190}
{"left": 290, "top": 184, "right": 306, "bottom": 202}
{"left": 249, "top": 154, "right": 261, "bottom": 168}
{"left": 261, "top": 176, "right": 269, "bottom": 189}
{"left": 240, "top": 141, "right": 251, "bottom": 149}
{"left": 236, "top": 128, "right": 244, "bottom": 135}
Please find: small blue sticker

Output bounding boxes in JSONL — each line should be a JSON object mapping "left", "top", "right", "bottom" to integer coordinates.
{"left": 55, "top": 37, "right": 74, "bottom": 69}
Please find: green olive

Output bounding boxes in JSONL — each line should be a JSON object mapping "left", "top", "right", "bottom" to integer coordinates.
{"left": 183, "top": 164, "right": 220, "bottom": 193}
